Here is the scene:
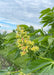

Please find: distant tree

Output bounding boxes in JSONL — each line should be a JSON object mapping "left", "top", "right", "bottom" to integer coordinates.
{"left": 0, "top": 31, "right": 7, "bottom": 49}
{"left": 0, "top": 33, "right": 3, "bottom": 49}
{"left": 13, "top": 29, "right": 16, "bottom": 32}
{"left": 3, "top": 31, "right": 7, "bottom": 36}
{"left": 29, "top": 26, "right": 35, "bottom": 33}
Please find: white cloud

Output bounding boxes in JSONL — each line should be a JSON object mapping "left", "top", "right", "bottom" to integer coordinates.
{"left": 23, "top": 12, "right": 36, "bottom": 18}
{"left": 41, "top": 0, "right": 53, "bottom": 8}
{"left": 42, "top": 0, "right": 49, "bottom": 4}
{"left": 0, "top": 0, "right": 54, "bottom": 33}
{"left": 15, "top": 0, "right": 23, "bottom": 5}
{"left": 0, "top": 24, "right": 10, "bottom": 28}
{"left": 0, "top": 29, "right": 12, "bottom": 33}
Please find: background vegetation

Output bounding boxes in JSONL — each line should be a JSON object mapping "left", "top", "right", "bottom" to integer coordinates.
{"left": 0, "top": 7, "right": 54, "bottom": 75}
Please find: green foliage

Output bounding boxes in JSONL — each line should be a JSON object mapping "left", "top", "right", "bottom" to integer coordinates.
{"left": 0, "top": 32, "right": 6, "bottom": 49}
{"left": 22, "top": 58, "right": 53, "bottom": 74}
{"left": 19, "top": 24, "right": 35, "bottom": 33}
{"left": 39, "top": 7, "right": 54, "bottom": 36}
{"left": 0, "top": 33, "right": 3, "bottom": 49}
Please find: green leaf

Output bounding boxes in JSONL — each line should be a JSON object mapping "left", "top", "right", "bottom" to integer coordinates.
{"left": 48, "top": 37, "right": 54, "bottom": 45}
{"left": 39, "top": 8, "right": 51, "bottom": 18}
{"left": 22, "top": 58, "right": 51, "bottom": 74}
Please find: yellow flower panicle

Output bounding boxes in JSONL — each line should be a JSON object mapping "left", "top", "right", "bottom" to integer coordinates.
{"left": 16, "top": 25, "right": 39, "bottom": 56}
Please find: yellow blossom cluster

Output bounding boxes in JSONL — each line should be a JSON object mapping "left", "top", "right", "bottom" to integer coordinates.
{"left": 16, "top": 25, "right": 39, "bottom": 56}
{"left": 18, "top": 72, "right": 31, "bottom": 75}
{"left": 18, "top": 72, "right": 25, "bottom": 75}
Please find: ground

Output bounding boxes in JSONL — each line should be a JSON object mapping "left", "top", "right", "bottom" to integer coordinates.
{"left": 0, "top": 55, "right": 10, "bottom": 70}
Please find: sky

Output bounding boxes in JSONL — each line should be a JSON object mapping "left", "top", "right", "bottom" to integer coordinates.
{"left": 0, "top": 0, "right": 54, "bottom": 33}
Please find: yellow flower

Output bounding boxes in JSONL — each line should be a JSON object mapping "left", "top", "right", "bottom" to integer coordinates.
{"left": 20, "top": 51, "right": 26, "bottom": 56}
{"left": 21, "top": 27, "right": 24, "bottom": 29}
{"left": 31, "top": 46, "right": 39, "bottom": 52}
{"left": 17, "top": 25, "right": 21, "bottom": 31}
{"left": 18, "top": 72, "right": 25, "bottom": 75}
{"left": 24, "top": 39, "right": 27, "bottom": 43}
{"left": 25, "top": 46, "right": 28, "bottom": 49}
{"left": 18, "top": 43, "right": 21, "bottom": 47}
{"left": 21, "top": 46, "right": 26, "bottom": 50}
{"left": 27, "top": 40, "right": 34, "bottom": 45}
{"left": 31, "top": 41, "right": 34, "bottom": 45}
{"left": 17, "top": 39, "right": 21, "bottom": 43}
{"left": 35, "top": 46, "right": 39, "bottom": 51}
{"left": 24, "top": 35, "right": 27, "bottom": 38}
{"left": 16, "top": 33, "right": 19, "bottom": 38}
{"left": 17, "top": 25, "right": 19, "bottom": 28}
{"left": 27, "top": 40, "right": 32, "bottom": 45}
{"left": 27, "top": 36, "right": 30, "bottom": 39}
{"left": 25, "top": 31, "right": 27, "bottom": 34}
{"left": 21, "top": 38, "right": 23, "bottom": 41}
{"left": 20, "top": 46, "right": 28, "bottom": 52}
{"left": 21, "top": 30, "right": 24, "bottom": 33}
{"left": 16, "top": 33, "right": 21, "bottom": 38}
{"left": 25, "top": 46, "right": 28, "bottom": 52}
{"left": 21, "top": 44, "right": 23, "bottom": 46}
